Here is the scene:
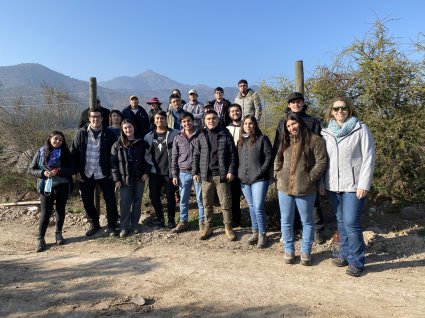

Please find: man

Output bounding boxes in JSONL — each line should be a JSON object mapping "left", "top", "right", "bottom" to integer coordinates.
{"left": 226, "top": 103, "right": 243, "bottom": 227}
{"left": 273, "top": 92, "right": 326, "bottom": 244}
{"left": 183, "top": 89, "right": 204, "bottom": 130}
{"left": 147, "top": 97, "right": 163, "bottom": 130}
{"left": 234, "top": 79, "right": 262, "bottom": 121}
{"left": 144, "top": 110, "right": 179, "bottom": 228}
{"left": 171, "top": 111, "right": 204, "bottom": 233}
{"left": 208, "top": 87, "right": 231, "bottom": 127}
{"left": 193, "top": 109, "right": 238, "bottom": 241}
{"left": 122, "top": 95, "right": 150, "bottom": 138}
{"left": 167, "top": 94, "right": 184, "bottom": 131}
{"left": 72, "top": 109, "right": 119, "bottom": 236}
{"left": 78, "top": 98, "right": 110, "bottom": 128}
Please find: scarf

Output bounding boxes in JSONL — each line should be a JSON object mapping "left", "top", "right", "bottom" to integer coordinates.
{"left": 39, "top": 147, "right": 61, "bottom": 169}
{"left": 328, "top": 116, "right": 358, "bottom": 140}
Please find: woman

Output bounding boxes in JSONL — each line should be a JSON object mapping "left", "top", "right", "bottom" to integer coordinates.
{"left": 109, "top": 109, "right": 123, "bottom": 138}
{"left": 320, "top": 96, "right": 376, "bottom": 277}
{"left": 30, "top": 131, "right": 74, "bottom": 252}
{"left": 111, "top": 119, "right": 150, "bottom": 238}
{"left": 237, "top": 115, "right": 273, "bottom": 248}
{"left": 274, "top": 112, "right": 327, "bottom": 265}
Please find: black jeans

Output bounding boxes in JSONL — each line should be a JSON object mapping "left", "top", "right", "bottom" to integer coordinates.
{"left": 39, "top": 183, "right": 69, "bottom": 238}
{"left": 294, "top": 192, "right": 324, "bottom": 231}
{"left": 79, "top": 175, "right": 118, "bottom": 229}
{"left": 230, "top": 177, "right": 242, "bottom": 226}
{"left": 149, "top": 174, "right": 176, "bottom": 222}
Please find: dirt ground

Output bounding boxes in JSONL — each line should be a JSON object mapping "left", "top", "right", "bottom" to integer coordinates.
{"left": 1, "top": 191, "right": 425, "bottom": 318}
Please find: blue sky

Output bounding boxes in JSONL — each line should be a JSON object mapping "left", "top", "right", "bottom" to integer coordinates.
{"left": 0, "top": 0, "right": 423, "bottom": 87}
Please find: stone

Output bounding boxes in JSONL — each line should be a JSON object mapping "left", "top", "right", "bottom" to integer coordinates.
{"left": 130, "top": 295, "right": 146, "bottom": 306}
{"left": 399, "top": 206, "right": 423, "bottom": 221}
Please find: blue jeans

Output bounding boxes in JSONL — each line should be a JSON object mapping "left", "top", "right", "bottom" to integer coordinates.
{"left": 241, "top": 180, "right": 269, "bottom": 233}
{"left": 278, "top": 192, "right": 316, "bottom": 254}
{"left": 119, "top": 180, "right": 145, "bottom": 231}
{"left": 179, "top": 172, "right": 204, "bottom": 222}
{"left": 328, "top": 191, "right": 366, "bottom": 269}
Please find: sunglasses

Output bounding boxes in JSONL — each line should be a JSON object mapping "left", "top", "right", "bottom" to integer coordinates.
{"left": 332, "top": 106, "right": 348, "bottom": 112}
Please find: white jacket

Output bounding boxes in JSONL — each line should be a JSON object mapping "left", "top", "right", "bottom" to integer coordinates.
{"left": 321, "top": 121, "right": 376, "bottom": 192}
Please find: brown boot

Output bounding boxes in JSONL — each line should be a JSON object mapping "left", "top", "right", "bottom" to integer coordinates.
{"left": 200, "top": 224, "right": 214, "bottom": 240}
{"left": 225, "top": 225, "right": 236, "bottom": 241}
{"left": 170, "top": 221, "right": 189, "bottom": 233}
{"left": 247, "top": 231, "right": 259, "bottom": 245}
{"left": 257, "top": 232, "right": 267, "bottom": 249}
{"left": 199, "top": 220, "right": 205, "bottom": 233}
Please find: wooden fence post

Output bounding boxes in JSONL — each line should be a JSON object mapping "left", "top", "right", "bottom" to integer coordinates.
{"left": 89, "top": 77, "right": 101, "bottom": 215}
{"left": 295, "top": 60, "right": 305, "bottom": 94}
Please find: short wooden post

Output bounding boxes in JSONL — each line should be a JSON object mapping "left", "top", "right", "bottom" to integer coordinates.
{"left": 295, "top": 60, "right": 305, "bottom": 94}
{"left": 89, "top": 77, "right": 101, "bottom": 215}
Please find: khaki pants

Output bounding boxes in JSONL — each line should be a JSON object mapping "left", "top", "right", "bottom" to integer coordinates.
{"left": 201, "top": 176, "right": 232, "bottom": 225}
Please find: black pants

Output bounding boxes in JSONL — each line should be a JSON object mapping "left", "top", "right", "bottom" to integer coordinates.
{"left": 294, "top": 192, "right": 324, "bottom": 231}
{"left": 149, "top": 174, "right": 176, "bottom": 222}
{"left": 230, "top": 177, "right": 242, "bottom": 226}
{"left": 80, "top": 175, "right": 118, "bottom": 229}
{"left": 39, "top": 183, "right": 69, "bottom": 238}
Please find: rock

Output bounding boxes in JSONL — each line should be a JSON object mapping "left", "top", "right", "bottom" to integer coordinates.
{"left": 363, "top": 231, "right": 378, "bottom": 246}
{"left": 130, "top": 295, "right": 146, "bottom": 306}
{"left": 26, "top": 206, "right": 39, "bottom": 214}
{"left": 400, "top": 207, "right": 424, "bottom": 221}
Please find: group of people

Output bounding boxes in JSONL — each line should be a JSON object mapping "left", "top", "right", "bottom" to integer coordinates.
{"left": 30, "top": 79, "right": 376, "bottom": 277}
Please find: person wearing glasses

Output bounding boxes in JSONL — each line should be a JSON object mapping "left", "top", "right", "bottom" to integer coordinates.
{"left": 72, "top": 109, "right": 119, "bottom": 237}
{"left": 320, "top": 96, "right": 376, "bottom": 277}
{"left": 234, "top": 79, "right": 262, "bottom": 121}
{"left": 208, "top": 87, "right": 231, "bottom": 127}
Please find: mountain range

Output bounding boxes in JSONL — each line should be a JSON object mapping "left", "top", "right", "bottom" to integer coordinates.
{"left": 0, "top": 63, "right": 242, "bottom": 110}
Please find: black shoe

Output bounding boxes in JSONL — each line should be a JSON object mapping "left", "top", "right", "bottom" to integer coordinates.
{"left": 231, "top": 221, "right": 241, "bottom": 228}
{"left": 55, "top": 232, "right": 65, "bottom": 245}
{"left": 119, "top": 229, "right": 128, "bottom": 238}
{"left": 36, "top": 237, "right": 46, "bottom": 252}
{"left": 332, "top": 258, "right": 349, "bottom": 267}
{"left": 133, "top": 226, "right": 142, "bottom": 234}
{"left": 314, "top": 230, "right": 326, "bottom": 244}
{"left": 346, "top": 265, "right": 364, "bottom": 277}
{"left": 107, "top": 228, "right": 118, "bottom": 237}
{"left": 167, "top": 220, "right": 176, "bottom": 229}
{"left": 85, "top": 226, "right": 100, "bottom": 237}
{"left": 146, "top": 218, "right": 166, "bottom": 228}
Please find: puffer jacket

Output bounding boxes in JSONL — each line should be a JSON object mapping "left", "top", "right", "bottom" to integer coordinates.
{"left": 110, "top": 139, "right": 151, "bottom": 186}
{"left": 171, "top": 130, "right": 200, "bottom": 177}
{"left": 238, "top": 134, "right": 273, "bottom": 185}
{"left": 274, "top": 134, "right": 327, "bottom": 196}
{"left": 234, "top": 88, "right": 262, "bottom": 121}
{"left": 321, "top": 121, "right": 376, "bottom": 192}
{"left": 192, "top": 126, "right": 238, "bottom": 182}
{"left": 144, "top": 128, "right": 179, "bottom": 178}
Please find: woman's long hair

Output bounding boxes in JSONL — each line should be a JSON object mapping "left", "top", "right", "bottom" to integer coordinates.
{"left": 275, "top": 112, "right": 313, "bottom": 171}
{"left": 120, "top": 119, "right": 137, "bottom": 148}
{"left": 238, "top": 115, "right": 262, "bottom": 151}
{"left": 44, "top": 131, "right": 71, "bottom": 166}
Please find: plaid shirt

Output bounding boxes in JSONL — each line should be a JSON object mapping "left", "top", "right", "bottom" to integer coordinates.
{"left": 214, "top": 100, "right": 224, "bottom": 119}
{"left": 84, "top": 127, "right": 105, "bottom": 180}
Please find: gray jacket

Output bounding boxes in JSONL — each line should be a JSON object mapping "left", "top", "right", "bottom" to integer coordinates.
{"left": 183, "top": 102, "right": 204, "bottom": 130}
{"left": 234, "top": 89, "right": 262, "bottom": 121}
{"left": 321, "top": 121, "right": 376, "bottom": 192}
{"left": 171, "top": 130, "right": 200, "bottom": 178}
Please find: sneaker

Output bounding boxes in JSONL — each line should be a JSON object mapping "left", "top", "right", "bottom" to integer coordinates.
{"left": 107, "top": 228, "right": 118, "bottom": 237}
{"left": 284, "top": 252, "right": 295, "bottom": 264}
{"left": 167, "top": 220, "right": 176, "bottom": 229}
{"left": 247, "top": 232, "right": 259, "bottom": 245}
{"left": 119, "top": 230, "right": 128, "bottom": 238}
{"left": 300, "top": 253, "right": 312, "bottom": 266}
{"left": 36, "top": 237, "right": 46, "bottom": 252}
{"left": 257, "top": 233, "right": 267, "bottom": 249}
{"left": 146, "top": 218, "right": 166, "bottom": 228}
{"left": 171, "top": 221, "right": 189, "bottom": 233}
{"left": 200, "top": 224, "right": 214, "bottom": 240}
{"left": 332, "top": 258, "right": 349, "bottom": 267}
{"left": 225, "top": 225, "right": 236, "bottom": 241}
{"left": 55, "top": 232, "right": 65, "bottom": 245}
{"left": 314, "top": 230, "right": 326, "bottom": 244}
{"left": 346, "top": 265, "right": 364, "bottom": 277}
{"left": 85, "top": 226, "right": 101, "bottom": 237}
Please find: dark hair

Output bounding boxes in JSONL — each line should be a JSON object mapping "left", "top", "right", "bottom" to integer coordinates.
{"left": 119, "top": 119, "right": 137, "bottom": 148}
{"left": 204, "top": 109, "right": 218, "bottom": 117}
{"left": 169, "top": 94, "right": 181, "bottom": 105}
{"left": 214, "top": 87, "right": 224, "bottom": 93}
{"left": 238, "top": 115, "right": 262, "bottom": 151}
{"left": 172, "top": 88, "right": 182, "bottom": 97}
{"left": 238, "top": 79, "right": 248, "bottom": 86}
{"left": 154, "top": 109, "right": 167, "bottom": 118}
{"left": 179, "top": 111, "right": 194, "bottom": 123}
{"left": 44, "top": 131, "right": 71, "bottom": 167}
{"left": 228, "top": 103, "right": 242, "bottom": 113}
{"left": 276, "top": 112, "right": 313, "bottom": 172}
{"left": 109, "top": 109, "right": 122, "bottom": 126}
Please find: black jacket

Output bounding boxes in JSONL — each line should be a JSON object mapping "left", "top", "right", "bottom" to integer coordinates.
{"left": 238, "top": 134, "right": 273, "bottom": 185}
{"left": 110, "top": 139, "right": 151, "bottom": 186}
{"left": 78, "top": 107, "right": 111, "bottom": 129}
{"left": 208, "top": 98, "right": 232, "bottom": 127}
{"left": 122, "top": 105, "right": 150, "bottom": 138}
{"left": 192, "top": 126, "right": 238, "bottom": 182}
{"left": 71, "top": 126, "right": 118, "bottom": 178}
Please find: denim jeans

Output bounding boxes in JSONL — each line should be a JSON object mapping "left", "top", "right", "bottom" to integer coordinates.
{"left": 278, "top": 192, "right": 316, "bottom": 254}
{"left": 328, "top": 191, "right": 366, "bottom": 269}
{"left": 179, "top": 172, "right": 204, "bottom": 222}
{"left": 241, "top": 180, "right": 269, "bottom": 233}
{"left": 119, "top": 180, "right": 145, "bottom": 231}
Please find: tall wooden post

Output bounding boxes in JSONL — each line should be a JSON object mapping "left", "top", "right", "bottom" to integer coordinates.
{"left": 89, "top": 77, "right": 101, "bottom": 215}
{"left": 295, "top": 60, "right": 304, "bottom": 94}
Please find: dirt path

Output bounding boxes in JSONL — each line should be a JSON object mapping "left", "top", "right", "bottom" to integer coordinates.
{"left": 1, "top": 206, "right": 425, "bottom": 318}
